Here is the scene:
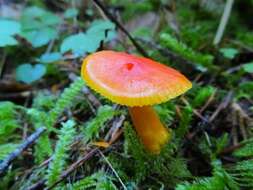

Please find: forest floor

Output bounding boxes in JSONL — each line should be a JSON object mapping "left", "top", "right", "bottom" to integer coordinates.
{"left": 0, "top": 0, "right": 253, "bottom": 190}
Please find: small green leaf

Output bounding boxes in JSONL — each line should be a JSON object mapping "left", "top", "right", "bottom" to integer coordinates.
{"left": 39, "top": 52, "right": 62, "bottom": 63}
{"left": 0, "top": 19, "right": 21, "bottom": 36}
{"left": 16, "top": 63, "right": 46, "bottom": 84}
{"left": 60, "top": 33, "right": 100, "bottom": 55}
{"left": 64, "top": 8, "right": 79, "bottom": 18}
{"left": 86, "top": 20, "right": 115, "bottom": 34}
{"left": 0, "top": 19, "right": 21, "bottom": 47}
{"left": 21, "top": 6, "right": 61, "bottom": 30}
{"left": 220, "top": 48, "right": 238, "bottom": 59}
{"left": 87, "top": 20, "right": 116, "bottom": 42}
{"left": 20, "top": 6, "right": 61, "bottom": 47}
{"left": 22, "top": 6, "right": 46, "bottom": 18}
{"left": 242, "top": 62, "right": 253, "bottom": 73}
{"left": 60, "top": 20, "right": 116, "bottom": 56}
{"left": 21, "top": 27, "right": 57, "bottom": 47}
{"left": 0, "top": 35, "right": 18, "bottom": 47}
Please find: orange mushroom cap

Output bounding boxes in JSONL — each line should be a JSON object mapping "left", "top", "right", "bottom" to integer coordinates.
{"left": 81, "top": 51, "right": 192, "bottom": 106}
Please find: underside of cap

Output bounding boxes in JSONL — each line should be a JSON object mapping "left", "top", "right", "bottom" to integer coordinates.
{"left": 81, "top": 51, "right": 192, "bottom": 107}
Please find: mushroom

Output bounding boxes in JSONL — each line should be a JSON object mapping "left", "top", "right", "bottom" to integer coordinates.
{"left": 81, "top": 51, "right": 192, "bottom": 153}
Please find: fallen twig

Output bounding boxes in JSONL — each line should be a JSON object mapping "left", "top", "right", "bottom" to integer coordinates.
{"left": 0, "top": 127, "right": 46, "bottom": 175}
{"left": 229, "top": 39, "right": 253, "bottom": 52}
{"left": 99, "top": 150, "right": 127, "bottom": 190}
{"left": 181, "top": 97, "right": 210, "bottom": 124}
{"left": 0, "top": 51, "right": 6, "bottom": 78}
{"left": 105, "top": 114, "right": 125, "bottom": 142}
{"left": 200, "top": 89, "right": 216, "bottom": 113}
{"left": 213, "top": 0, "right": 234, "bottom": 45}
{"left": 231, "top": 102, "right": 253, "bottom": 141}
{"left": 0, "top": 91, "right": 32, "bottom": 99}
{"left": 221, "top": 138, "right": 253, "bottom": 155}
{"left": 232, "top": 102, "right": 252, "bottom": 121}
{"left": 220, "top": 142, "right": 245, "bottom": 155}
{"left": 28, "top": 148, "right": 99, "bottom": 190}
{"left": 82, "top": 87, "right": 102, "bottom": 110}
{"left": 209, "top": 91, "right": 233, "bottom": 122}
{"left": 47, "top": 148, "right": 99, "bottom": 190}
{"left": 92, "top": 0, "right": 149, "bottom": 57}
{"left": 224, "top": 64, "right": 243, "bottom": 74}
{"left": 48, "top": 148, "right": 99, "bottom": 189}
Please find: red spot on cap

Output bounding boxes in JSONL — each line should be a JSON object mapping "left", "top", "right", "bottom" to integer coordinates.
{"left": 125, "top": 63, "right": 134, "bottom": 71}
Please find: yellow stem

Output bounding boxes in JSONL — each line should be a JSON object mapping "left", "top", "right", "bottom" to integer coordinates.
{"left": 128, "top": 106, "right": 171, "bottom": 154}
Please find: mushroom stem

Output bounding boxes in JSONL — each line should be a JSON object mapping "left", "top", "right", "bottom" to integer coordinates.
{"left": 128, "top": 106, "right": 171, "bottom": 154}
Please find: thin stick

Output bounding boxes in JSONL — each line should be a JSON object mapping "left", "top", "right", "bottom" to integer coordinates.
{"left": 220, "top": 138, "right": 253, "bottom": 155}
{"left": 92, "top": 0, "right": 149, "bottom": 57}
{"left": 99, "top": 150, "right": 127, "bottom": 190}
{"left": 231, "top": 106, "right": 238, "bottom": 145}
{"left": 0, "top": 51, "right": 6, "bottom": 78}
{"left": 0, "top": 91, "right": 31, "bottom": 99}
{"left": 0, "top": 127, "right": 46, "bottom": 175}
{"left": 209, "top": 91, "right": 233, "bottom": 122}
{"left": 46, "top": 148, "right": 99, "bottom": 190}
{"left": 213, "top": 0, "right": 234, "bottom": 45}
{"left": 181, "top": 97, "right": 210, "bottom": 124}
{"left": 229, "top": 39, "right": 253, "bottom": 52}
{"left": 200, "top": 89, "right": 216, "bottom": 113}
{"left": 220, "top": 143, "right": 243, "bottom": 155}
{"left": 28, "top": 148, "right": 99, "bottom": 190}
{"left": 105, "top": 115, "right": 125, "bottom": 142}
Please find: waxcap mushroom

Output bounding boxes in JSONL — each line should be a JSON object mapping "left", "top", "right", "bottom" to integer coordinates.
{"left": 81, "top": 50, "right": 192, "bottom": 107}
{"left": 81, "top": 50, "right": 192, "bottom": 153}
